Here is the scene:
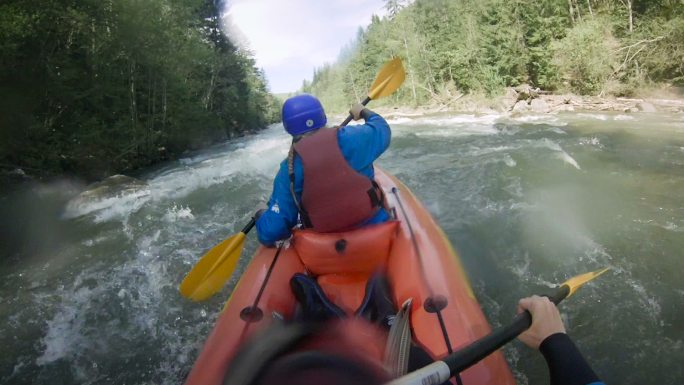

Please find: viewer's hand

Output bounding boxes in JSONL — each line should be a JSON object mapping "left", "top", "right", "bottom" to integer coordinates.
{"left": 349, "top": 103, "right": 366, "bottom": 121}
{"left": 517, "top": 295, "right": 566, "bottom": 349}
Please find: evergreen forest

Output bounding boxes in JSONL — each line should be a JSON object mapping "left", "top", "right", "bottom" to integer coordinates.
{"left": 1, "top": 0, "right": 280, "bottom": 182}
{"left": 303, "top": 0, "right": 684, "bottom": 112}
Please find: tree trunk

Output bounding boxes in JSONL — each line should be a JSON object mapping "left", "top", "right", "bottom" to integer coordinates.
{"left": 627, "top": 0, "right": 633, "bottom": 33}
{"left": 348, "top": 69, "right": 360, "bottom": 101}
{"left": 162, "top": 79, "right": 167, "bottom": 131}
{"left": 567, "top": 0, "right": 576, "bottom": 23}
{"left": 586, "top": 0, "right": 593, "bottom": 17}
{"left": 91, "top": 19, "right": 96, "bottom": 54}
{"left": 420, "top": 45, "right": 436, "bottom": 95}
{"left": 147, "top": 68, "right": 152, "bottom": 127}
{"left": 403, "top": 36, "right": 417, "bottom": 104}
{"left": 129, "top": 59, "right": 138, "bottom": 158}
{"left": 150, "top": 77, "right": 156, "bottom": 152}
{"left": 573, "top": 0, "right": 583, "bottom": 22}
{"left": 129, "top": 60, "right": 137, "bottom": 131}
{"left": 203, "top": 66, "right": 216, "bottom": 110}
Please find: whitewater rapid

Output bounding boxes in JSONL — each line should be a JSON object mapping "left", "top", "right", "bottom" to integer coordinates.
{"left": 1, "top": 111, "right": 682, "bottom": 385}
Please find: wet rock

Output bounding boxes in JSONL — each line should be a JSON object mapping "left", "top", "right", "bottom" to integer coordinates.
{"left": 637, "top": 102, "right": 657, "bottom": 112}
{"left": 512, "top": 100, "right": 529, "bottom": 112}
{"left": 555, "top": 104, "right": 575, "bottom": 112}
{"left": 514, "top": 84, "right": 540, "bottom": 101}
{"left": 84, "top": 175, "right": 147, "bottom": 193}
{"left": 530, "top": 99, "right": 550, "bottom": 113}
{"left": 62, "top": 174, "right": 150, "bottom": 219}
{"left": 503, "top": 87, "right": 519, "bottom": 107}
{"left": 9, "top": 168, "right": 26, "bottom": 177}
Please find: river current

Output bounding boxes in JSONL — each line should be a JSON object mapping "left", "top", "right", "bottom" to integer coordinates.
{"left": 1, "top": 112, "right": 682, "bottom": 384}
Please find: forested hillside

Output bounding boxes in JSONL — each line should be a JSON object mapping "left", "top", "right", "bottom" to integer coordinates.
{"left": 303, "top": 0, "right": 684, "bottom": 112}
{"left": 0, "top": 0, "right": 280, "bottom": 182}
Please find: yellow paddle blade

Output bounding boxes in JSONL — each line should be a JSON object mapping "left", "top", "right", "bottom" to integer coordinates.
{"left": 562, "top": 267, "right": 610, "bottom": 298}
{"left": 179, "top": 232, "right": 246, "bottom": 301}
{"left": 368, "top": 57, "right": 406, "bottom": 100}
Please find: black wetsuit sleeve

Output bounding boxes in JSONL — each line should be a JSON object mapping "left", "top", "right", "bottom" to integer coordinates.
{"left": 539, "top": 333, "right": 603, "bottom": 385}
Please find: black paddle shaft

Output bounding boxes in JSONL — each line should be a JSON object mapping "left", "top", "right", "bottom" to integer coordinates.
{"left": 443, "top": 285, "right": 571, "bottom": 375}
{"left": 241, "top": 217, "right": 256, "bottom": 234}
{"left": 340, "top": 96, "right": 372, "bottom": 127}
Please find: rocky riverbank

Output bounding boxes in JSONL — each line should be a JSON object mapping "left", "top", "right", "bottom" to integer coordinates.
{"left": 372, "top": 85, "right": 684, "bottom": 119}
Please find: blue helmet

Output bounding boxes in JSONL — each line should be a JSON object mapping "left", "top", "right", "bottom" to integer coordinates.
{"left": 282, "top": 94, "right": 327, "bottom": 136}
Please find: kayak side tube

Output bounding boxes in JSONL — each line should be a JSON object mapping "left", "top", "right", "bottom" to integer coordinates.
{"left": 379, "top": 169, "right": 515, "bottom": 385}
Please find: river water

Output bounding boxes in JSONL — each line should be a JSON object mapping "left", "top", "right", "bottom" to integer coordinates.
{"left": 1, "top": 112, "right": 682, "bottom": 385}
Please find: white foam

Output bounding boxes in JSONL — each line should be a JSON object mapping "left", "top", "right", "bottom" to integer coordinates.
{"left": 62, "top": 126, "right": 290, "bottom": 224}
{"left": 509, "top": 254, "right": 531, "bottom": 280}
{"left": 34, "top": 242, "right": 200, "bottom": 384}
{"left": 577, "top": 113, "right": 610, "bottom": 121}
{"left": 393, "top": 113, "right": 502, "bottom": 127}
{"left": 534, "top": 138, "right": 563, "bottom": 152}
{"left": 63, "top": 188, "right": 151, "bottom": 222}
{"left": 81, "top": 235, "right": 110, "bottom": 247}
{"left": 556, "top": 152, "right": 581, "bottom": 170}
{"left": 615, "top": 114, "right": 635, "bottom": 121}
{"left": 658, "top": 222, "right": 681, "bottom": 232}
{"left": 147, "top": 134, "right": 288, "bottom": 201}
{"left": 509, "top": 114, "right": 565, "bottom": 126}
{"left": 503, "top": 154, "right": 517, "bottom": 167}
{"left": 385, "top": 117, "right": 413, "bottom": 125}
{"left": 469, "top": 145, "right": 516, "bottom": 157}
{"left": 389, "top": 113, "right": 504, "bottom": 139}
{"left": 409, "top": 125, "right": 500, "bottom": 138}
{"left": 627, "top": 277, "right": 662, "bottom": 323}
{"left": 579, "top": 137, "right": 603, "bottom": 148}
{"left": 36, "top": 286, "right": 92, "bottom": 365}
{"left": 164, "top": 204, "right": 195, "bottom": 222}
{"left": 530, "top": 139, "right": 581, "bottom": 170}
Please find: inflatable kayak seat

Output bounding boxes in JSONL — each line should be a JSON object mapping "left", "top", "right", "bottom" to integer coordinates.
{"left": 290, "top": 272, "right": 395, "bottom": 328}
{"left": 292, "top": 221, "right": 399, "bottom": 313}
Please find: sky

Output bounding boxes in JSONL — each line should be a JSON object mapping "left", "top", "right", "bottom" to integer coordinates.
{"left": 221, "top": 0, "right": 388, "bottom": 94}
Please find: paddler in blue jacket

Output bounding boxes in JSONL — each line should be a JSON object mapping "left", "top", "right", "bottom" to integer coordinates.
{"left": 256, "top": 94, "right": 391, "bottom": 246}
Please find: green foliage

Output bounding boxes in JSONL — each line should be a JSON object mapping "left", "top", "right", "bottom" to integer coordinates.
{"left": 302, "top": 0, "right": 684, "bottom": 109}
{"left": 551, "top": 17, "right": 620, "bottom": 94}
{"left": 0, "top": 0, "right": 280, "bottom": 181}
{"left": 626, "top": 17, "right": 684, "bottom": 85}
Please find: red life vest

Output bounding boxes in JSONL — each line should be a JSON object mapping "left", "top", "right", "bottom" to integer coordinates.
{"left": 291, "top": 128, "right": 383, "bottom": 233}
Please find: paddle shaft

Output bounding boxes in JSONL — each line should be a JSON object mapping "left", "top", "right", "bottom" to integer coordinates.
{"left": 340, "top": 96, "right": 371, "bottom": 127}
{"left": 388, "top": 285, "right": 571, "bottom": 385}
{"left": 241, "top": 217, "right": 257, "bottom": 234}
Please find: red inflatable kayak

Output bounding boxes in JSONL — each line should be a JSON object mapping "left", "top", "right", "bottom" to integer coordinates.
{"left": 184, "top": 168, "right": 515, "bottom": 385}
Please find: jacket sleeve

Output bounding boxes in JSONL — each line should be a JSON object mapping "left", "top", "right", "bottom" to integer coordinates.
{"left": 338, "top": 112, "right": 391, "bottom": 169}
{"left": 539, "top": 333, "right": 604, "bottom": 385}
{"left": 255, "top": 160, "right": 300, "bottom": 246}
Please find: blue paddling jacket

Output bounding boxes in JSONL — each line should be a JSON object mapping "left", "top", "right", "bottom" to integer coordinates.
{"left": 256, "top": 112, "right": 391, "bottom": 246}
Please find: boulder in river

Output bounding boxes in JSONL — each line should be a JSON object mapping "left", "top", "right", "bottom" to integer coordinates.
{"left": 503, "top": 87, "right": 519, "bottom": 107}
{"left": 555, "top": 104, "right": 575, "bottom": 112}
{"left": 637, "top": 102, "right": 658, "bottom": 112}
{"left": 512, "top": 100, "right": 530, "bottom": 112}
{"left": 530, "top": 98, "right": 550, "bottom": 113}
{"left": 62, "top": 174, "right": 150, "bottom": 220}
